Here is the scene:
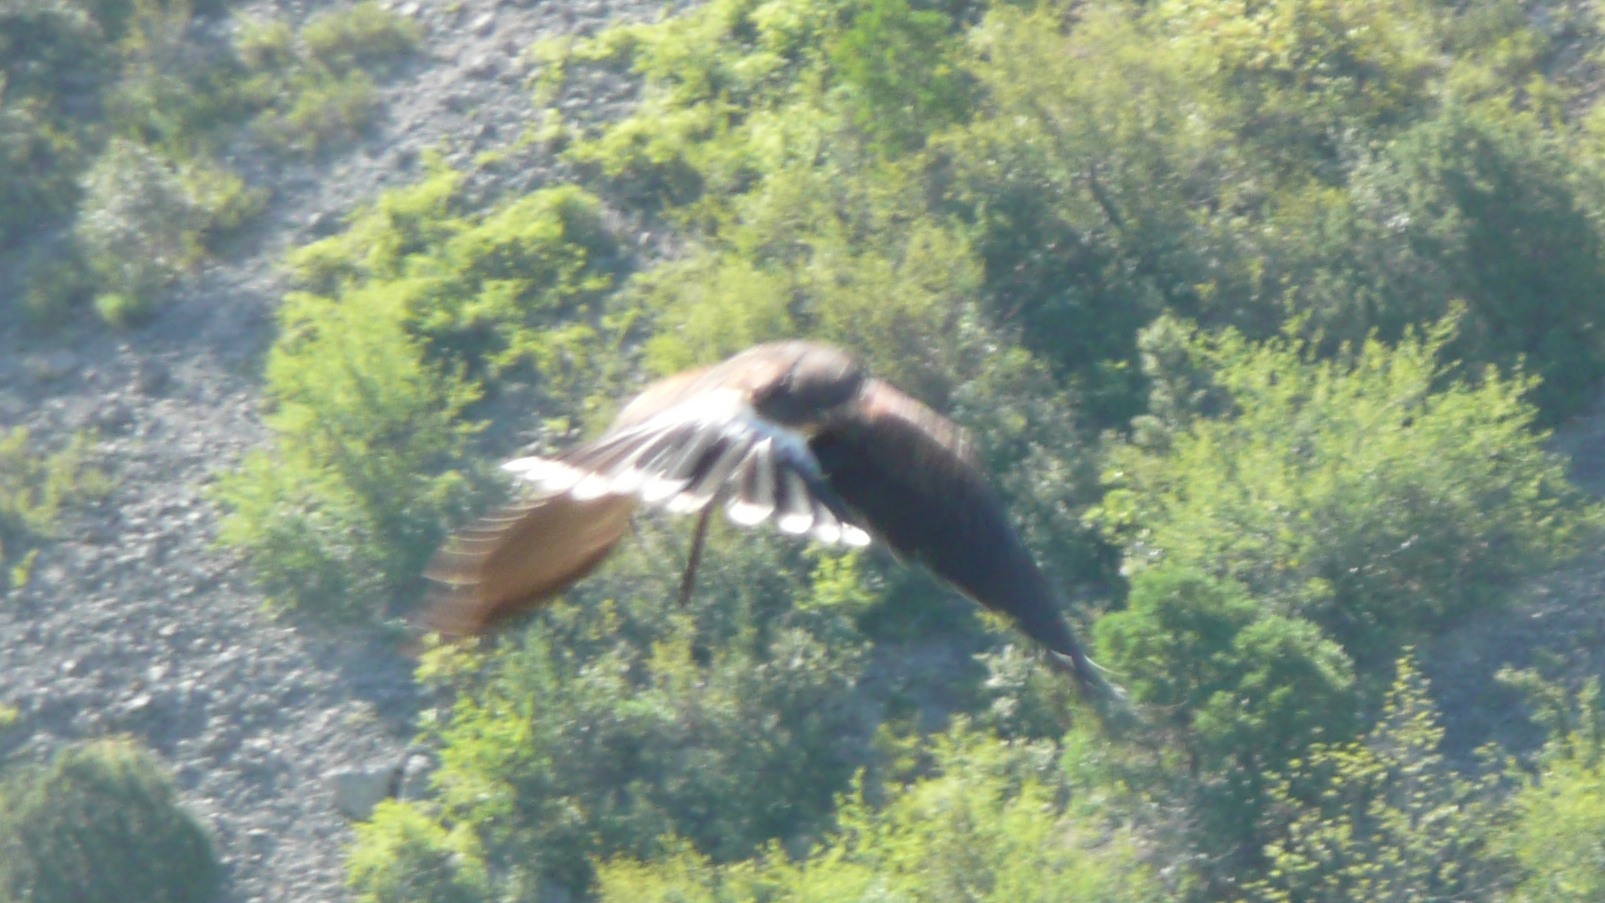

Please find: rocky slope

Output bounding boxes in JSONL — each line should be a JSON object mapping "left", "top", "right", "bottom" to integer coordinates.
{"left": 0, "top": 0, "right": 661, "bottom": 899}
{"left": 4, "top": 0, "right": 1605, "bottom": 900}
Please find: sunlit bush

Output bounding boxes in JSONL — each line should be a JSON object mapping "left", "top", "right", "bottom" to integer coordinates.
{"left": 1243, "top": 658, "right": 1512, "bottom": 903}
{"left": 1094, "top": 565, "right": 1357, "bottom": 858}
{"left": 243, "top": 2, "right": 418, "bottom": 155}
{"left": 1095, "top": 317, "right": 1594, "bottom": 668}
{"left": 347, "top": 800, "right": 488, "bottom": 903}
{"left": 217, "top": 170, "right": 620, "bottom": 618}
{"left": 1497, "top": 675, "right": 1605, "bottom": 903}
{"left": 74, "top": 137, "right": 203, "bottom": 323}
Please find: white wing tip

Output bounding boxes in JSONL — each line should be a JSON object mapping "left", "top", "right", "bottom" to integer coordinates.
{"left": 777, "top": 512, "right": 814, "bottom": 535}
{"left": 725, "top": 501, "right": 774, "bottom": 526}
{"left": 504, "top": 457, "right": 580, "bottom": 491}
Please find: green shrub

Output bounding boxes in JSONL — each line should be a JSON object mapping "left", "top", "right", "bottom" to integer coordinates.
{"left": 241, "top": 3, "right": 417, "bottom": 156}
{"left": 347, "top": 800, "right": 489, "bottom": 903}
{"left": 0, "top": 89, "right": 82, "bottom": 253}
{"left": 0, "top": 427, "right": 108, "bottom": 591}
{"left": 1243, "top": 658, "right": 1512, "bottom": 903}
{"left": 1093, "top": 565, "right": 1356, "bottom": 858}
{"left": 354, "top": 545, "right": 875, "bottom": 899}
{"left": 214, "top": 288, "right": 482, "bottom": 618}
{"left": 0, "top": 739, "right": 220, "bottom": 903}
{"left": 73, "top": 137, "right": 202, "bottom": 321}
{"left": 1260, "top": 105, "right": 1605, "bottom": 421}
{"left": 1094, "top": 317, "right": 1594, "bottom": 670}
{"left": 1496, "top": 675, "right": 1605, "bottom": 903}
{"left": 301, "top": 1, "right": 420, "bottom": 77}
{"left": 830, "top": 0, "right": 975, "bottom": 155}
{"left": 0, "top": 0, "right": 119, "bottom": 108}
{"left": 592, "top": 725, "right": 1159, "bottom": 903}
{"left": 253, "top": 68, "right": 380, "bottom": 154}
{"left": 217, "top": 172, "right": 621, "bottom": 618}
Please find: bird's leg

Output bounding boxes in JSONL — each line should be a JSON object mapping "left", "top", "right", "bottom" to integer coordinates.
{"left": 676, "top": 505, "right": 714, "bottom": 608}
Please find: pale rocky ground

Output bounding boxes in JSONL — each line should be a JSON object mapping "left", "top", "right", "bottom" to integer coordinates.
{"left": 0, "top": 0, "right": 666, "bottom": 899}
{"left": 1, "top": 0, "right": 1604, "bottom": 900}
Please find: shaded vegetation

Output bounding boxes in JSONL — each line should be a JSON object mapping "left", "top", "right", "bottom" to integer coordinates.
{"left": 1, "top": 0, "right": 417, "bottom": 327}
{"left": 0, "top": 739, "right": 220, "bottom": 903}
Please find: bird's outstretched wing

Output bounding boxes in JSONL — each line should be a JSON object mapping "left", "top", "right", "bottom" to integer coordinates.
{"left": 811, "top": 380, "right": 1110, "bottom": 695}
{"left": 422, "top": 377, "right": 869, "bottom": 635}
{"left": 502, "top": 389, "right": 871, "bottom": 547}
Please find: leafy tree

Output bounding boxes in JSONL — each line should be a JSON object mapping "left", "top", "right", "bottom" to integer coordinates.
{"left": 1094, "top": 565, "right": 1355, "bottom": 859}
{"left": 830, "top": 0, "right": 974, "bottom": 155}
{"left": 1095, "top": 317, "right": 1593, "bottom": 670}
{"left": 1243, "top": 658, "right": 1513, "bottom": 903}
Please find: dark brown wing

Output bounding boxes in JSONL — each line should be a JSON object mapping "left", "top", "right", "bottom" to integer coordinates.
{"left": 810, "top": 379, "right": 1106, "bottom": 696}
{"left": 422, "top": 492, "right": 637, "bottom": 636}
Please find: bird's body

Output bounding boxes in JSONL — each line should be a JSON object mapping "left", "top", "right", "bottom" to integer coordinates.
{"left": 425, "top": 341, "right": 1111, "bottom": 701}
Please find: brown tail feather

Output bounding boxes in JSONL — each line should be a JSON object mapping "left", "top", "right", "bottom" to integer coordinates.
{"left": 422, "top": 491, "right": 638, "bottom": 636}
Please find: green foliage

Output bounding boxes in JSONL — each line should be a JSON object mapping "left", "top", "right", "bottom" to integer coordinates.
{"left": 71, "top": 132, "right": 263, "bottom": 325}
{"left": 242, "top": 2, "right": 418, "bottom": 155}
{"left": 1096, "top": 567, "right": 1356, "bottom": 761}
{"left": 301, "top": 1, "right": 419, "bottom": 78}
{"left": 354, "top": 545, "right": 875, "bottom": 899}
{"left": 74, "top": 137, "right": 203, "bottom": 319}
{"left": 0, "top": 0, "right": 106, "bottom": 255}
{"left": 217, "top": 169, "right": 620, "bottom": 618}
{"left": 0, "top": 739, "right": 220, "bottom": 903}
{"left": 1496, "top": 675, "right": 1605, "bottom": 903}
{"left": 1094, "top": 565, "right": 1356, "bottom": 857}
{"left": 1243, "top": 658, "right": 1512, "bottom": 903}
{"left": 2, "top": 0, "right": 276, "bottom": 325}
{"left": 830, "top": 0, "right": 974, "bottom": 155}
{"left": 939, "top": 0, "right": 1605, "bottom": 423}
{"left": 0, "top": 427, "right": 108, "bottom": 592}
{"left": 214, "top": 287, "right": 482, "bottom": 618}
{"left": 3, "top": 0, "right": 412, "bottom": 326}
{"left": 277, "top": 0, "right": 1605, "bottom": 897}
{"left": 592, "top": 725, "right": 1159, "bottom": 903}
{"left": 347, "top": 800, "right": 489, "bottom": 903}
{"left": 1095, "top": 318, "right": 1593, "bottom": 668}
{"left": 1264, "top": 104, "right": 1605, "bottom": 420}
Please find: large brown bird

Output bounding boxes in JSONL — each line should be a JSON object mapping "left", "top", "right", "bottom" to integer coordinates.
{"left": 424, "top": 341, "right": 1116, "bottom": 703}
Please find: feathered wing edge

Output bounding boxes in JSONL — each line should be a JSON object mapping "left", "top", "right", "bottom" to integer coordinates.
{"left": 421, "top": 488, "right": 637, "bottom": 636}
{"left": 502, "top": 393, "right": 871, "bottom": 547}
{"left": 816, "top": 380, "right": 1141, "bottom": 722}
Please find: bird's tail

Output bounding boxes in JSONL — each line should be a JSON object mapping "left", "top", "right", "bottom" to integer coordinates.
{"left": 422, "top": 486, "right": 637, "bottom": 637}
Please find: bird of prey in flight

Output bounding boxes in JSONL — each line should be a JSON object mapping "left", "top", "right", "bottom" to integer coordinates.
{"left": 424, "top": 341, "right": 1115, "bottom": 702}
